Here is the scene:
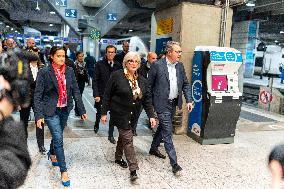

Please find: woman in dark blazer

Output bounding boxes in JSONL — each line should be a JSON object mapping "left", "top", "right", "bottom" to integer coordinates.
{"left": 101, "top": 51, "right": 156, "bottom": 181}
{"left": 19, "top": 48, "right": 46, "bottom": 154}
{"left": 34, "top": 46, "right": 87, "bottom": 187}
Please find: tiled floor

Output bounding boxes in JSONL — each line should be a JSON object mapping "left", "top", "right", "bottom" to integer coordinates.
{"left": 19, "top": 87, "right": 284, "bottom": 189}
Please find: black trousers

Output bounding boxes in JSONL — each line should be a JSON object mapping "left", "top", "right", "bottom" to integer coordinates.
{"left": 75, "top": 81, "right": 85, "bottom": 115}
{"left": 95, "top": 100, "right": 114, "bottom": 137}
{"left": 19, "top": 106, "right": 44, "bottom": 148}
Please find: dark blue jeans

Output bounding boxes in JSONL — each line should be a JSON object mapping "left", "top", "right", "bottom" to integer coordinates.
{"left": 45, "top": 107, "right": 69, "bottom": 172}
{"left": 151, "top": 103, "right": 177, "bottom": 167}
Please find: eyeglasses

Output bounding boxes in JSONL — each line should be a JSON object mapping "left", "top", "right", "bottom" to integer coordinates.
{"left": 127, "top": 59, "right": 139, "bottom": 64}
{"left": 174, "top": 50, "right": 182, "bottom": 54}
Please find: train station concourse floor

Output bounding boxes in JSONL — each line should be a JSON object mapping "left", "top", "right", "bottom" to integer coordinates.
{"left": 19, "top": 87, "right": 284, "bottom": 189}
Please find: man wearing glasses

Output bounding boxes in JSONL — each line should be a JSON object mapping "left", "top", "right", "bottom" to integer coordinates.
{"left": 93, "top": 45, "right": 122, "bottom": 144}
{"left": 148, "top": 41, "right": 193, "bottom": 175}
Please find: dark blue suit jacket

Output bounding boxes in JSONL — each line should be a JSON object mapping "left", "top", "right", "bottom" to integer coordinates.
{"left": 34, "top": 65, "right": 86, "bottom": 121}
{"left": 147, "top": 58, "right": 192, "bottom": 113}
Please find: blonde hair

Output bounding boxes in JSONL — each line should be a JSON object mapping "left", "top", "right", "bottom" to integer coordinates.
{"left": 122, "top": 52, "right": 141, "bottom": 69}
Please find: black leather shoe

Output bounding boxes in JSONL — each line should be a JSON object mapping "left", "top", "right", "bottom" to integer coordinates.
{"left": 108, "top": 136, "right": 116, "bottom": 144}
{"left": 94, "top": 124, "right": 99, "bottom": 133}
{"left": 172, "top": 164, "right": 182, "bottom": 175}
{"left": 39, "top": 146, "right": 47, "bottom": 155}
{"left": 115, "top": 159, "right": 128, "bottom": 168}
{"left": 130, "top": 170, "right": 138, "bottom": 181}
{"left": 149, "top": 149, "right": 166, "bottom": 159}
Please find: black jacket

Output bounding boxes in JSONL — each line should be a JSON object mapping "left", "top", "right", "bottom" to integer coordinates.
{"left": 138, "top": 62, "right": 151, "bottom": 79}
{"left": 34, "top": 65, "right": 86, "bottom": 121}
{"left": 114, "top": 51, "right": 127, "bottom": 64}
{"left": 102, "top": 70, "right": 155, "bottom": 129}
{"left": 74, "top": 61, "right": 88, "bottom": 84}
{"left": 0, "top": 117, "right": 31, "bottom": 188}
{"left": 27, "top": 62, "right": 45, "bottom": 107}
{"left": 92, "top": 58, "right": 122, "bottom": 98}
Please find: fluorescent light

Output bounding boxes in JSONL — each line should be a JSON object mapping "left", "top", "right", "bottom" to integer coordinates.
{"left": 280, "top": 31, "right": 284, "bottom": 34}
{"left": 246, "top": 2, "right": 255, "bottom": 7}
{"left": 50, "top": 11, "right": 56, "bottom": 14}
{"left": 275, "top": 40, "right": 279, "bottom": 43}
{"left": 11, "top": 28, "right": 13, "bottom": 31}
{"left": 6, "top": 25, "right": 9, "bottom": 28}
{"left": 0, "top": 22, "right": 3, "bottom": 25}
{"left": 129, "top": 29, "right": 133, "bottom": 32}
{"left": 49, "top": 24, "right": 54, "bottom": 27}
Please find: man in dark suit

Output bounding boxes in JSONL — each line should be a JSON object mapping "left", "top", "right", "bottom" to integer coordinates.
{"left": 148, "top": 41, "right": 193, "bottom": 175}
{"left": 114, "top": 41, "right": 129, "bottom": 64}
{"left": 93, "top": 45, "right": 122, "bottom": 144}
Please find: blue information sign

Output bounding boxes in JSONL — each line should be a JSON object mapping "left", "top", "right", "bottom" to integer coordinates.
{"left": 55, "top": 0, "right": 67, "bottom": 7}
{"left": 71, "top": 38, "right": 78, "bottom": 43}
{"left": 107, "top": 13, "right": 117, "bottom": 21}
{"left": 65, "top": 9, "right": 77, "bottom": 18}
{"left": 155, "top": 37, "right": 172, "bottom": 56}
{"left": 6, "top": 33, "right": 14, "bottom": 38}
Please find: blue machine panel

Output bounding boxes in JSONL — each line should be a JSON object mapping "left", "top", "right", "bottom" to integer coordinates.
{"left": 189, "top": 51, "right": 203, "bottom": 136}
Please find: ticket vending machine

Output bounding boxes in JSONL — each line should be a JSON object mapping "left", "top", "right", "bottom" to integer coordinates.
{"left": 188, "top": 46, "right": 243, "bottom": 144}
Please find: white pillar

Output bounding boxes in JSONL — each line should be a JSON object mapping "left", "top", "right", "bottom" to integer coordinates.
{"left": 83, "top": 36, "right": 89, "bottom": 56}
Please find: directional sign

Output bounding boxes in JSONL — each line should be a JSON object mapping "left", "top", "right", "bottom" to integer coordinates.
{"left": 107, "top": 13, "right": 117, "bottom": 21}
{"left": 65, "top": 9, "right": 77, "bottom": 18}
{"left": 71, "top": 38, "right": 78, "bottom": 43}
{"left": 55, "top": 0, "right": 67, "bottom": 7}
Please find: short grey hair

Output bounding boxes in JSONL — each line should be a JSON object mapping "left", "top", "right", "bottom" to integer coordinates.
{"left": 122, "top": 51, "right": 141, "bottom": 69}
{"left": 165, "top": 41, "right": 180, "bottom": 54}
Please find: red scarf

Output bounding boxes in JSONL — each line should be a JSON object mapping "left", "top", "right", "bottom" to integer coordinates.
{"left": 52, "top": 63, "right": 67, "bottom": 107}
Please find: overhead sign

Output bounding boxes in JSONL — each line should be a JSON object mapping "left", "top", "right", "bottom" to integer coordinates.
{"left": 107, "top": 13, "right": 117, "bottom": 21}
{"left": 55, "top": 0, "right": 67, "bottom": 7}
{"left": 71, "top": 38, "right": 78, "bottom": 43}
{"left": 65, "top": 9, "right": 77, "bottom": 18}
{"left": 156, "top": 18, "right": 173, "bottom": 35}
{"left": 6, "top": 33, "right": 14, "bottom": 38}
{"left": 63, "top": 37, "right": 69, "bottom": 43}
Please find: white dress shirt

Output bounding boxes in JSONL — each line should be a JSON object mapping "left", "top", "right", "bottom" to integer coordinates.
{"left": 166, "top": 57, "right": 178, "bottom": 99}
{"left": 30, "top": 64, "right": 38, "bottom": 81}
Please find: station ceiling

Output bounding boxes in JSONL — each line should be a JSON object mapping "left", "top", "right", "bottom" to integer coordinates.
{"left": 0, "top": 0, "right": 283, "bottom": 45}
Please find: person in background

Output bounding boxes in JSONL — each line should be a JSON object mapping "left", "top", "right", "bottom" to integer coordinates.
{"left": 6, "top": 38, "right": 15, "bottom": 52}
{"left": 74, "top": 51, "right": 88, "bottom": 116}
{"left": 84, "top": 52, "right": 96, "bottom": 86}
{"left": 140, "top": 52, "right": 147, "bottom": 65}
{"left": 114, "top": 41, "right": 129, "bottom": 64}
{"left": 279, "top": 63, "right": 284, "bottom": 84}
{"left": 34, "top": 46, "right": 87, "bottom": 187}
{"left": 62, "top": 46, "right": 76, "bottom": 72}
{"left": 19, "top": 48, "right": 46, "bottom": 154}
{"left": 148, "top": 41, "right": 193, "bottom": 175}
{"left": 0, "top": 42, "right": 7, "bottom": 63}
{"left": 92, "top": 45, "right": 122, "bottom": 144}
{"left": 132, "top": 52, "right": 158, "bottom": 136}
{"left": 101, "top": 52, "right": 156, "bottom": 181}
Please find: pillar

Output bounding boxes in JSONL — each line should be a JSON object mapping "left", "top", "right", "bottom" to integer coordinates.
{"left": 150, "top": 2, "right": 233, "bottom": 135}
